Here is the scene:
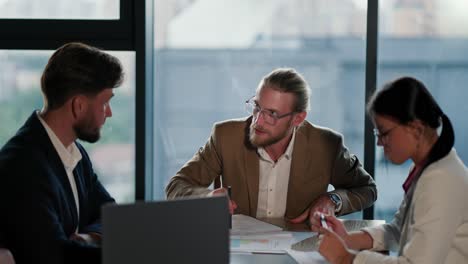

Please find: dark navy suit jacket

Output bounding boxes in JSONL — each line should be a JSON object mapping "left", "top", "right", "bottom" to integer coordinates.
{"left": 0, "top": 112, "right": 115, "bottom": 264}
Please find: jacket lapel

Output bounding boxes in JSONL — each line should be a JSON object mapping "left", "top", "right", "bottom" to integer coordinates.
{"left": 73, "top": 166, "right": 85, "bottom": 229}
{"left": 285, "top": 127, "right": 310, "bottom": 218}
{"left": 242, "top": 117, "right": 260, "bottom": 217}
{"left": 243, "top": 146, "right": 259, "bottom": 217}
{"left": 27, "top": 112, "right": 80, "bottom": 229}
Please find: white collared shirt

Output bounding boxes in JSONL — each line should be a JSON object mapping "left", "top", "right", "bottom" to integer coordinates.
{"left": 256, "top": 129, "right": 296, "bottom": 218}
{"left": 37, "top": 112, "right": 82, "bottom": 229}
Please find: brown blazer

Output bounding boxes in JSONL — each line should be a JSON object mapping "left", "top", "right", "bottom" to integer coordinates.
{"left": 166, "top": 117, "right": 377, "bottom": 219}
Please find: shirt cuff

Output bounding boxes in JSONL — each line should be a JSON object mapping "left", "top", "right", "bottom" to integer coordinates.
{"left": 361, "top": 226, "right": 387, "bottom": 251}
{"left": 354, "top": 249, "right": 398, "bottom": 263}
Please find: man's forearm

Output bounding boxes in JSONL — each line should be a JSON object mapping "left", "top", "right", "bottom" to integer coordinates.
{"left": 334, "top": 185, "right": 377, "bottom": 215}
{"left": 165, "top": 177, "right": 211, "bottom": 199}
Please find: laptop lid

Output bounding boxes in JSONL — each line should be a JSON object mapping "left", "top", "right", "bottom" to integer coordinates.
{"left": 102, "top": 196, "right": 230, "bottom": 264}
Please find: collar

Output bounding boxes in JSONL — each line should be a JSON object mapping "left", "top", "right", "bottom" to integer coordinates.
{"left": 258, "top": 127, "right": 296, "bottom": 162}
{"left": 36, "top": 111, "right": 82, "bottom": 171}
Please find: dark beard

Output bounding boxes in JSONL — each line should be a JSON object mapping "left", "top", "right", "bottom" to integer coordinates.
{"left": 249, "top": 123, "right": 287, "bottom": 147}
{"left": 73, "top": 123, "right": 100, "bottom": 143}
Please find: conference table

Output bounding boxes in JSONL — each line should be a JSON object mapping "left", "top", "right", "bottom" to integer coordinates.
{"left": 229, "top": 217, "right": 385, "bottom": 264}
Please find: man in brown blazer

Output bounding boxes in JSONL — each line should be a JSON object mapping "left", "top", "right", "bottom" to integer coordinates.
{"left": 166, "top": 68, "right": 377, "bottom": 226}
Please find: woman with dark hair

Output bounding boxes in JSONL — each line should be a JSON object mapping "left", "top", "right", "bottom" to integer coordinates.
{"left": 315, "top": 77, "right": 468, "bottom": 263}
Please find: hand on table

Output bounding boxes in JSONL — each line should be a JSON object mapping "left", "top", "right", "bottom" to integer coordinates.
{"left": 208, "top": 187, "right": 238, "bottom": 214}
{"left": 318, "top": 225, "right": 355, "bottom": 264}
{"left": 289, "top": 194, "right": 336, "bottom": 231}
{"left": 69, "top": 232, "right": 102, "bottom": 245}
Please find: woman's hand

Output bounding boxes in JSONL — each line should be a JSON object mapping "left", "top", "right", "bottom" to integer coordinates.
{"left": 318, "top": 214, "right": 350, "bottom": 244}
{"left": 318, "top": 226, "right": 355, "bottom": 264}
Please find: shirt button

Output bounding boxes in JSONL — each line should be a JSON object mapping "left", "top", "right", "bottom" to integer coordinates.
{"left": 269, "top": 189, "right": 272, "bottom": 192}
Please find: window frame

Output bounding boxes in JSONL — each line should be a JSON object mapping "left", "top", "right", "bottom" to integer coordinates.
{"left": 363, "top": 0, "right": 378, "bottom": 220}
{"left": 0, "top": 0, "right": 380, "bottom": 217}
{"left": 0, "top": 0, "right": 154, "bottom": 201}
{"left": 0, "top": 1, "right": 133, "bottom": 50}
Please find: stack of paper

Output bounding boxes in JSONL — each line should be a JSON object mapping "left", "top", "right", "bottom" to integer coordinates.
{"left": 290, "top": 234, "right": 320, "bottom": 252}
{"left": 230, "top": 215, "right": 329, "bottom": 263}
{"left": 231, "top": 214, "right": 283, "bottom": 236}
{"left": 231, "top": 232, "right": 295, "bottom": 254}
{"left": 230, "top": 214, "right": 289, "bottom": 254}
{"left": 230, "top": 215, "right": 384, "bottom": 264}
{"left": 230, "top": 215, "right": 315, "bottom": 255}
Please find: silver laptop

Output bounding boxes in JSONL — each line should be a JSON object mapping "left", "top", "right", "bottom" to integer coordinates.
{"left": 102, "top": 196, "right": 230, "bottom": 264}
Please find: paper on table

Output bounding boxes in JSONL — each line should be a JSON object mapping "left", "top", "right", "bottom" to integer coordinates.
{"left": 230, "top": 232, "right": 294, "bottom": 254}
{"left": 291, "top": 219, "right": 386, "bottom": 252}
{"left": 228, "top": 215, "right": 327, "bottom": 262}
{"left": 290, "top": 234, "right": 320, "bottom": 252}
{"left": 286, "top": 249, "right": 328, "bottom": 264}
{"left": 231, "top": 214, "right": 283, "bottom": 236}
{"left": 287, "top": 232, "right": 327, "bottom": 263}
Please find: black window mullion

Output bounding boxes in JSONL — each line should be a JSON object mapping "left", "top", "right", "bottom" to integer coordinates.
{"left": 363, "top": 0, "right": 379, "bottom": 220}
{"left": 0, "top": 0, "right": 134, "bottom": 50}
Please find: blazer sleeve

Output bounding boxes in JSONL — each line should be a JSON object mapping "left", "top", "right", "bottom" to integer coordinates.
{"left": 329, "top": 134, "right": 377, "bottom": 215}
{"left": 76, "top": 145, "right": 115, "bottom": 234}
{"left": 80, "top": 176, "right": 115, "bottom": 234}
{"left": 1, "top": 157, "right": 100, "bottom": 264}
{"left": 166, "top": 124, "right": 224, "bottom": 199}
{"left": 354, "top": 166, "right": 466, "bottom": 264}
{"left": 361, "top": 199, "right": 405, "bottom": 252}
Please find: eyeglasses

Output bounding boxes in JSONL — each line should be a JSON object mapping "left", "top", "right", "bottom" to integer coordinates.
{"left": 373, "top": 125, "right": 398, "bottom": 142}
{"left": 245, "top": 96, "right": 296, "bottom": 125}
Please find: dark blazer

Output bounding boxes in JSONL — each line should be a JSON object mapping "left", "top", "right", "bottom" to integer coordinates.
{"left": 166, "top": 117, "right": 377, "bottom": 218}
{"left": 0, "top": 112, "right": 115, "bottom": 264}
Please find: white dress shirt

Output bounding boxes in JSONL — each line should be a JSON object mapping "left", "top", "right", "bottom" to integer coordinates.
{"left": 256, "top": 129, "right": 296, "bottom": 218}
{"left": 37, "top": 112, "right": 82, "bottom": 230}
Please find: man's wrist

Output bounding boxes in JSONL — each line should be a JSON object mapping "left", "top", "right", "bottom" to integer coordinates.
{"left": 328, "top": 193, "right": 342, "bottom": 213}
{"left": 88, "top": 232, "right": 102, "bottom": 245}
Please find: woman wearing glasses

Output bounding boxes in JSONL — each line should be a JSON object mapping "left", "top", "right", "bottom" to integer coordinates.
{"left": 316, "top": 77, "right": 468, "bottom": 263}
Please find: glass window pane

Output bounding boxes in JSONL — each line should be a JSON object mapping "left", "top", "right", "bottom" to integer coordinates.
{"left": 0, "top": 0, "right": 119, "bottom": 19}
{"left": 0, "top": 49, "right": 135, "bottom": 203}
{"left": 154, "top": 0, "right": 368, "bottom": 219}
{"left": 376, "top": 0, "right": 468, "bottom": 223}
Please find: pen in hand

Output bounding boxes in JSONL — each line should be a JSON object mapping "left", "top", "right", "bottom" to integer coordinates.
{"left": 320, "top": 213, "right": 329, "bottom": 229}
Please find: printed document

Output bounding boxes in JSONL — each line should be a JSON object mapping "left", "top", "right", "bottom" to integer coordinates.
{"left": 231, "top": 214, "right": 283, "bottom": 236}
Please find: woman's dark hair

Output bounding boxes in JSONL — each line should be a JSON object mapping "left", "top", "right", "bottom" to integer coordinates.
{"left": 41, "top": 42, "right": 124, "bottom": 110}
{"left": 367, "top": 76, "right": 454, "bottom": 168}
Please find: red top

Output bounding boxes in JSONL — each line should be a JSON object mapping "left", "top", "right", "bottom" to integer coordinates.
{"left": 403, "top": 165, "right": 423, "bottom": 193}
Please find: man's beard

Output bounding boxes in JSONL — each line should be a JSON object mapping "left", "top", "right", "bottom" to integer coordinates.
{"left": 248, "top": 122, "right": 291, "bottom": 148}
{"left": 73, "top": 117, "right": 101, "bottom": 143}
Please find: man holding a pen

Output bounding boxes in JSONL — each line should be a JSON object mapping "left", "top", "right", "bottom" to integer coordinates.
{"left": 166, "top": 68, "right": 377, "bottom": 227}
